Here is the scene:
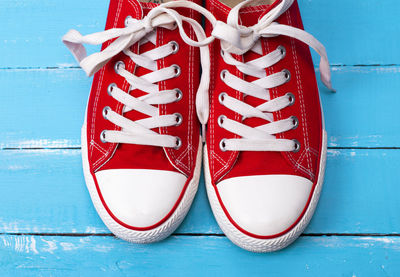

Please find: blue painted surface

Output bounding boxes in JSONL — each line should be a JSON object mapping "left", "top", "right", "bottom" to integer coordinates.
{"left": 0, "top": 235, "right": 399, "bottom": 276}
{"left": 0, "top": 149, "right": 399, "bottom": 235}
{"left": 2, "top": 66, "right": 400, "bottom": 148}
{"left": 0, "top": 0, "right": 399, "bottom": 275}
{"left": 1, "top": 0, "right": 399, "bottom": 67}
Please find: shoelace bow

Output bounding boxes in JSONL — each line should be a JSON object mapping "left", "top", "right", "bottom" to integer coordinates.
{"left": 62, "top": 0, "right": 333, "bottom": 151}
{"left": 63, "top": 1, "right": 216, "bottom": 148}
{"left": 210, "top": 0, "right": 334, "bottom": 152}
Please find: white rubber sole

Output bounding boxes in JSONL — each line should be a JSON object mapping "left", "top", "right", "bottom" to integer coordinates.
{"left": 82, "top": 122, "right": 202, "bottom": 243}
{"left": 204, "top": 130, "right": 327, "bottom": 252}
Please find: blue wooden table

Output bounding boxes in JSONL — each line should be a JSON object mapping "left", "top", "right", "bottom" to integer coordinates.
{"left": 1, "top": 0, "right": 400, "bottom": 275}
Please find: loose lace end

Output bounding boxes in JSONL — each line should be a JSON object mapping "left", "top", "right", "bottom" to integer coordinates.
{"left": 62, "top": 29, "right": 88, "bottom": 64}
{"left": 319, "top": 58, "right": 336, "bottom": 93}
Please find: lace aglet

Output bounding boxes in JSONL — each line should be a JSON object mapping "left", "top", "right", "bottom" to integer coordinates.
{"left": 327, "top": 83, "right": 336, "bottom": 93}
{"left": 321, "top": 75, "right": 336, "bottom": 93}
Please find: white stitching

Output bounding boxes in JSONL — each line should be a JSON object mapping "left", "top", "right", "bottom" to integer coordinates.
{"left": 211, "top": 151, "right": 226, "bottom": 165}
{"left": 159, "top": 26, "right": 190, "bottom": 175}
{"left": 91, "top": 0, "right": 124, "bottom": 167}
{"left": 262, "top": 17, "right": 314, "bottom": 179}
{"left": 309, "top": 147, "right": 319, "bottom": 157}
{"left": 188, "top": 7, "right": 194, "bottom": 171}
{"left": 90, "top": 141, "right": 108, "bottom": 155}
{"left": 93, "top": 0, "right": 139, "bottom": 169}
{"left": 286, "top": 11, "right": 314, "bottom": 178}
{"left": 210, "top": 1, "right": 216, "bottom": 176}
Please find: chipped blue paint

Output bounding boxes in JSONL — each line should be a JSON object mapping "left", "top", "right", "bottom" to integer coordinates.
{"left": 0, "top": 235, "right": 399, "bottom": 276}
{"left": 2, "top": 66, "right": 400, "bottom": 148}
{"left": 0, "top": 0, "right": 399, "bottom": 275}
{"left": 0, "top": 149, "right": 399, "bottom": 235}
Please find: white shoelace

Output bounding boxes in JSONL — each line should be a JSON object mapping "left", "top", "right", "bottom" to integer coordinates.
{"left": 210, "top": 0, "right": 334, "bottom": 152}
{"left": 62, "top": 0, "right": 333, "bottom": 152}
{"left": 62, "top": 1, "right": 217, "bottom": 148}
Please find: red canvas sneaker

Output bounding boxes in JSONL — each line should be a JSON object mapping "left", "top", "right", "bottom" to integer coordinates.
{"left": 62, "top": 0, "right": 214, "bottom": 243}
{"left": 204, "top": 0, "right": 334, "bottom": 252}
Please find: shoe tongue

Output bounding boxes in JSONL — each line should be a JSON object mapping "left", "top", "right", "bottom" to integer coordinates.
{"left": 134, "top": 0, "right": 172, "bottom": 17}
{"left": 213, "top": 0, "right": 282, "bottom": 26}
{"left": 211, "top": 0, "right": 275, "bottom": 27}
{"left": 137, "top": 0, "right": 202, "bottom": 9}
{"left": 138, "top": 0, "right": 178, "bottom": 3}
{"left": 258, "top": 0, "right": 283, "bottom": 17}
{"left": 220, "top": 0, "right": 276, "bottom": 8}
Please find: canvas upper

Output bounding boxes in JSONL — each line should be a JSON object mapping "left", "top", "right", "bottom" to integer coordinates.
{"left": 63, "top": 0, "right": 208, "bottom": 242}
{"left": 204, "top": 0, "right": 330, "bottom": 250}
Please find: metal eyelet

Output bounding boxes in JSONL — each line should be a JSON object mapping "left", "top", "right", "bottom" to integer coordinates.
{"left": 290, "top": 116, "right": 299, "bottom": 129}
{"left": 286, "top": 92, "right": 295, "bottom": 106}
{"left": 114, "top": 61, "right": 125, "bottom": 74}
{"left": 218, "top": 92, "right": 227, "bottom": 104}
{"left": 220, "top": 69, "right": 228, "bottom": 81}
{"left": 292, "top": 139, "right": 301, "bottom": 152}
{"left": 107, "top": 83, "right": 117, "bottom": 96}
{"left": 220, "top": 49, "right": 225, "bottom": 57}
{"left": 171, "top": 64, "right": 181, "bottom": 77}
{"left": 169, "top": 41, "right": 179, "bottom": 54}
{"left": 174, "top": 113, "right": 183, "bottom": 126}
{"left": 102, "top": 106, "right": 111, "bottom": 120}
{"left": 124, "top": 16, "right": 133, "bottom": 27}
{"left": 218, "top": 115, "right": 226, "bottom": 128}
{"left": 174, "top": 137, "right": 182, "bottom": 149}
{"left": 277, "top": 45, "right": 286, "bottom": 58}
{"left": 174, "top": 88, "right": 183, "bottom": 102}
{"left": 283, "top": 69, "right": 291, "bottom": 82}
{"left": 219, "top": 138, "right": 227, "bottom": 152}
{"left": 100, "top": 130, "right": 107, "bottom": 143}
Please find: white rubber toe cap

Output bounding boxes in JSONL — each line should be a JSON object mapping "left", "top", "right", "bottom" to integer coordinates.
{"left": 217, "top": 175, "right": 312, "bottom": 237}
{"left": 95, "top": 169, "right": 187, "bottom": 228}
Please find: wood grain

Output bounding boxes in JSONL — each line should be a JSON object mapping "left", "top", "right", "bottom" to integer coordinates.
{"left": 0, "top": 235, "right": 399, "bottom": 276}
{"left": 0, "top": 0, "right": 398, "bottom": 275}
{"left": 0, "top": 0, "right": 399, "bottom": 67}
{"left": 0, "top": 148, "right": 398, "bottom": 234}
{"left": 2, "top": 66, "right": 399, "bottom": 149}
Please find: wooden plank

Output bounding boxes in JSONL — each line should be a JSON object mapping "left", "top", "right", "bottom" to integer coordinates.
{"left": 308, "top": 148, "right": 400, "bottom": 234}
{"left": 0, "top": 149, "right": 214, "bottom": 234}
{"left": 320, "top": 66, "right": 400, "bottom": 148}
{"left": 0, "top": 148, "right": 399, "bottom": 234}
{"left": 300, "top": 0, "right": 400, "bottom": 66}
{"left": 1, "top": 66, "right": 399, "bottom": 149}
{"left": 0, "top": 0, "right": 399, "bottom": 67}
{"left": 0, "top": 0, "right": 108, "bottom": 68}
{"left": 0, "top": 235, "right": 399, "bottom": 276}
{"left": 0, "top": 150, "right": 104, "bottom": 233}
{"left": 0, "top": 69, "right": 88, "bottom": 149}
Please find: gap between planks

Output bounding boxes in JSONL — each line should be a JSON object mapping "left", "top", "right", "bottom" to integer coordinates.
{"left": 1, "top": 147, "right": 400, "bottom": 151}
{"left": 0, "top": 64, "right": 399, "bottom": 71}
{"left": 0, "top": 233, "right": 399, "bottom": 237}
